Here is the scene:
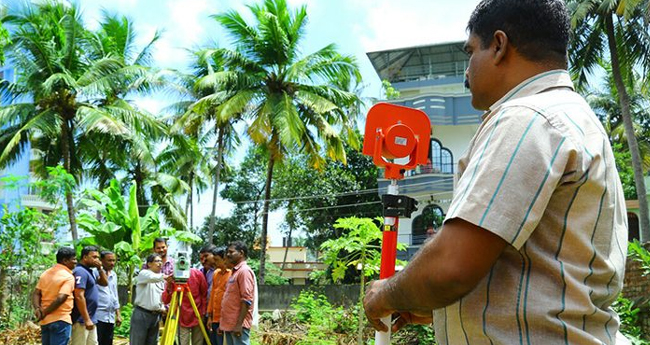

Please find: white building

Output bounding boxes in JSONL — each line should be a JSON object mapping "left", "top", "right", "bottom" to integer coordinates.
{"left": 367, "top": 42, "right": 481, "bottom": 259}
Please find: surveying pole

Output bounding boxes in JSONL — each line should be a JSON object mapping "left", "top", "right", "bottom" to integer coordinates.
{"left": 362, "top": 103, "right": 431, "bottom": 345}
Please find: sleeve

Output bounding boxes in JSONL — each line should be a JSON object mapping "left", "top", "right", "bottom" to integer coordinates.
{"left": 199, "top": 272, "right": 208, "bottom": 314}
{"left": 136, "top": 270, "right": 165, "bottom": 284}
{"left": 60, "top": 275, "right": 75, "bottom": 296}
{"left": 161, "top": 282, "right": 172, "bottom": 305}
{"left": 445, "top": 107, "right": 574, "bottom": 249}
{"left": 112, "top": 278, "right": 121, "bottom": 309}
{"left": 74, "top": 269, "right": 88, "bottom": 290}
{"left": 238, "top": 269, "right": 255, "bottom": 304}
{"left": 207, "top": 272, "right": 216, "bottom": 314}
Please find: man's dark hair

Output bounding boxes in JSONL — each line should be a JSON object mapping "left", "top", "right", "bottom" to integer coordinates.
{"left": 200, "top": 244, "right": 217, "bottom": 254}
{"left": 100, "top": 250, "right": 114, "bottom": 259}
{"left": 56, "top": 247, "right": 76, "bottom": 264}
{"left": 467, "top": 0, "right": 570, "bottom": 66}
{"left": 146, "top": 253, "right": 161, "bottom": 264}
{"left": 210, "top": 246, "right": 227, "bottom": 258}
{"left": 153, "top": 237, "right": 167, "bottom": 248}
{"left": 80, "top": 246, "right": 99, "bottom": 259}
{"left": 229, "top": 241, "right": 248, "bottom": 258}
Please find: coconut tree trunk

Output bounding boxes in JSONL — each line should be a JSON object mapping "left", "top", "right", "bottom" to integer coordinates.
{"left": 0, "top": 267, "right": 7, "bottom": 318}
{"left": 190, "top": 179, "right": 194, "bottom": 232}
{"left": 61, "top": 120, "right": 78, "bottom": 243}
{"left": 605, "top": 14, "right": 650, "bottom": 241}
{"left": 259, "top": 155, "right": 275, "bottom": 285}
{"left": 208, "top": 128, "right": 225, "bottom": 244}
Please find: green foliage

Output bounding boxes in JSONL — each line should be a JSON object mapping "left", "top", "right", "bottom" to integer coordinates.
{"left": 392, "top": 324, "right": 437, "bottom": 345}
{"left": 114, "top": 303, "right": 133, "bottom": 338}
{"left": 318, "top": 217, "right": 406, "bottom": 283}
{"left": 612, "top": 295, "right": 648, "bottom": 345}
{"left": 0, "top": 206, "right": 54, "bottom": 269}
{"left": 248, "top": 259, "right": 288, "bottom": 286}
{"left": 272, "top": 145, "right": 382, "bottom": 253}
{"left": 382, "top": 79, "right": 400, "bottom": 100}
{"left": 612, "top": 143, "right": 638, "bottom": 199}
{"left": 628, "top": 239, "right": 650, "bottom": 276}
{"left": 290, "top": 290, "right": 359, "bottom": 344}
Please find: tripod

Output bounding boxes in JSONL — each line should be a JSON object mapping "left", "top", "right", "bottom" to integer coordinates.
{"left": 160, "top": 283, "right": 212, "bottom": 345}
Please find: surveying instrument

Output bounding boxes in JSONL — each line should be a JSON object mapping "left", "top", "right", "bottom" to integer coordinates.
{"left": 362, "top": 103, "right": 431, "bottom": 345}
{"left": 159, "top": 249, "right": 212, "bottom": 345}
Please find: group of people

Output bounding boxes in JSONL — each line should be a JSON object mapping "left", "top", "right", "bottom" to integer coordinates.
{"left": 33, "top": 239, "right": 256, "bottom": 345}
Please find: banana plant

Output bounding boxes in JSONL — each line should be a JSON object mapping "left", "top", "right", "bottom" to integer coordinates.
{"left": 77, "top": 179, "right": 201, "bottom": 302}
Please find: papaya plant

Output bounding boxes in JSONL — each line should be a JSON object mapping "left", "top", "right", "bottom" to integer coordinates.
{"left": 317, "top": 217, "right": 407, "bottom": 345}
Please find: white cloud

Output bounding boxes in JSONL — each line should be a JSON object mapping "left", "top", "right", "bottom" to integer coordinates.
{"left": 133, "top": 97, "right": 165, "bottom": 115}
{"left": 356, "top": 0, "right": 479, "bottom": 52}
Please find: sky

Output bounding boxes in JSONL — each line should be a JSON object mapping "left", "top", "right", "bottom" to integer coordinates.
{"left": 6, "top": 0, "right": 482, "bottom": 245}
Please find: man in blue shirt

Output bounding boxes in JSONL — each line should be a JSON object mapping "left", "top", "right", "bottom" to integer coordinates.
{"left": 71, "top": 246, "right": 108, "bottom": 345}
{"left": 96, "top": 251, "right": 121, "bottom": 345}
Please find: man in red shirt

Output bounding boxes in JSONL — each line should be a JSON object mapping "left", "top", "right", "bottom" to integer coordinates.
{"left": 219, "top": 241, "right": 255, "bottom": 345}
{"left": 162, "top": 266, "right": 207, "bottom": 345}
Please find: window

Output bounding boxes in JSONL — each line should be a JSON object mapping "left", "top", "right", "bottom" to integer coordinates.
{"left": 430, "top": 139, "right": 453, "bottom": 174}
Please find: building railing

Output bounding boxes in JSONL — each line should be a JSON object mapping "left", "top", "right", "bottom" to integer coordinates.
{"left": 20, "top": 194, "right": 55, "bottom": 210}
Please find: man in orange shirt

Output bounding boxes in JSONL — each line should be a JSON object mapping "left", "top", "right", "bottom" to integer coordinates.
{"left": 32, "top": 247, "right": 77, "bottom": 345}
{"left": 206, "top": 247, "right": 231, "bottom": 345}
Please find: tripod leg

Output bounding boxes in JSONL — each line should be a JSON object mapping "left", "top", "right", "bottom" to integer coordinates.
{"left": 160, "top": 290, "right": 179, "bottom": 345}
{"left": 186, "top": 290, "right": 213, "bottom": 345}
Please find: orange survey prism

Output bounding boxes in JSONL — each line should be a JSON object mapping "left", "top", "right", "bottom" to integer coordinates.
{"left": 362, "top": 103, "right": 431, "bottom": 179}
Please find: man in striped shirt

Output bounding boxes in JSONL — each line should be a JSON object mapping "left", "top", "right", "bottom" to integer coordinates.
{"left": 363, "top": 0, "right": 630, "bottom": 344}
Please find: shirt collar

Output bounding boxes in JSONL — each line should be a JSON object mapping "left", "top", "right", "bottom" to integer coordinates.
{"left": 57, "top": 263, "right": 72, "bottom": 273}
{"left": 232, "top": 260, "right": 247, "bottom": 271}
{"left": 485, "top": 70, "right": 574, "bottom": 118}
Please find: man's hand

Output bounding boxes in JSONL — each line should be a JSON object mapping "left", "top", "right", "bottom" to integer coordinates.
{"left": 233, "top": 324, "right": 243, "bottom": 337}
{"left": 363, "top": 279, "right": 394, "bottom": 332}
{"left": 33, "top": 308, "right": 43, "bottom": 321}
{"left": 116, "top": 314, "right": 122, "bottom": 327}
{"left": 217, "top": 326, "right": 223, "bottom": 335}
{"left": 365, "top": 279, "right": 434, "bottom": 333}
{"left": 391, "top": 312, "right": 434, "bottom": 332}
{"left": 85, "top": 320, "right": 95, "bottom": 330}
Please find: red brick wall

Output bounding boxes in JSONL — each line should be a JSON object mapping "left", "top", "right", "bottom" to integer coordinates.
{"left": 623, "top": 257, "right": 650, "bottom": 338}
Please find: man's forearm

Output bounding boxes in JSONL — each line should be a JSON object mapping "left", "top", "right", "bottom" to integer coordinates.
{"left": 97, "top": 268, "right": 108, "bottom": 286}
{"left": 42, "top": 294, "right": 68, "bottom": 316}
{"left": 383, "top": 218, "right": 507, "bottom": 313}
{"left": 32, "top": 289, "right": 42, "bottom": 310}
{"left": 235, "top": 301, "right": 250, "bottom": 328}
{"left": 75, "top": 293, "right": 92, "bottom": 322}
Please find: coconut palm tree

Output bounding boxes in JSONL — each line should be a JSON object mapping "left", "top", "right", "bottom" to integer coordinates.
{"left": 166, "top": 48, "right": 242, "bottom": 241}
{"left": 568, "top": 0, "right": 650, "bottom": 241}
{"left": 209, "top": 0, "right": 362, "bottom": 282}
{"left": 588, "top": 66, "right": 650, "bottom": 173}
{"left": 0, "top": 2, "right": 135, "bottom": 242}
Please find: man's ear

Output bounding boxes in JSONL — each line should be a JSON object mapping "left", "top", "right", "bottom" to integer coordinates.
{"left": 492, "top": 30, "right": 509, "bottom": 65}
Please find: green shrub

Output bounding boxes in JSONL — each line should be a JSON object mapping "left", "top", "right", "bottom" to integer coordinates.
{"left": 114, "top": 303, "right": 133, "bottom": 338}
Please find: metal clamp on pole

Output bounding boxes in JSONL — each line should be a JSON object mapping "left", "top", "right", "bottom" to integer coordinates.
{"left": 382, "top": 194, "right": 418, "bottom": 218}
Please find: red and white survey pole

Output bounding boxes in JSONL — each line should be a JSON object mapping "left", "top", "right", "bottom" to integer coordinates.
{"left": 362, "top": 103, "right": 431, "bottom": 345}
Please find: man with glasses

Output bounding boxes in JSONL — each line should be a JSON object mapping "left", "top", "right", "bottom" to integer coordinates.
{"left": 130, "top": 254, "right": 172, "bottom": 345}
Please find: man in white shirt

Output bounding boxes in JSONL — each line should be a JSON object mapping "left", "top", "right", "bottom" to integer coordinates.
{"left": 130, "top": 254, "right": 171, "bottom": 345}
{"left": 96, "top": 251, "right": 121, "bottom": 345}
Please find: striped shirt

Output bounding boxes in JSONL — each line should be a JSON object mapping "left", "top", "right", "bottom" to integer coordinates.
{"left": 439, "top": 70, "right": 628, "bottom": 345}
